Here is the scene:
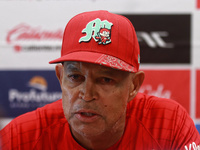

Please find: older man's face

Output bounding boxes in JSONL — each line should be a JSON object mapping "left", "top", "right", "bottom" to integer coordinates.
{"left": 56, "top": 61, "right": 135, "bottom": 138}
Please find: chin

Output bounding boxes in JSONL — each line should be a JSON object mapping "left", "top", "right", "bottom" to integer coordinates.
{"left": 74, "top": 124, "right": 106, "bottom": 138}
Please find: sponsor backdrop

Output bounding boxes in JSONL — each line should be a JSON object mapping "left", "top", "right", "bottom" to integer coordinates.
{"left": 0, "top": 0, "right": 200, "bottom": 133}
{"left": 0, "top": 71, "right": 62, "bottom": 117}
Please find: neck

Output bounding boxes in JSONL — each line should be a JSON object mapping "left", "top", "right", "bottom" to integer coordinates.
{"left": 71, "top": 117, "right": 126, "bottom": 150}
{"left": 73, "top": 127, "right": 124, "bottom": 150}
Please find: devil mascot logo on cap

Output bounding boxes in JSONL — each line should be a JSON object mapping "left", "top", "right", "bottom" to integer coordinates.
{"left": 79, "top": 18, "right": 113, "bottom": 45}
{"left": 95, "top": 28, "right": 111, "bottom": 45}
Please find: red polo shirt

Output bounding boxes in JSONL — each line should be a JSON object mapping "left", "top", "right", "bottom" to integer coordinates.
{"left": 0, "top": 93, "right": 200, "bottom": 150}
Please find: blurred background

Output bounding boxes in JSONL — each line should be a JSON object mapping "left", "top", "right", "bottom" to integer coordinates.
{"left": 0, "top": 0, "right": 200, "bottom": 133}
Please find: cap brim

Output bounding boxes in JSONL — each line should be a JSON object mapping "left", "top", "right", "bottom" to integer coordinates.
{"left": 49, "top": 51, "right": 137, "bottom": 72}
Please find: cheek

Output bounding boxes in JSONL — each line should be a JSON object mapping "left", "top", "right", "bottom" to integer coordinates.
{"left": 61, "top": 85, "right": 78, "bottom": 120}
{"left": 111, "top": 88, "right": 130, "bottom": 104}
{"left": 102, "top": 89, "right": 129, "bottom": 119}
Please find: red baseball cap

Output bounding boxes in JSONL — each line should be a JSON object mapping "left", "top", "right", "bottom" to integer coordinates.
{"left": 49, "top": 10, "right": 140, "bottom": 72}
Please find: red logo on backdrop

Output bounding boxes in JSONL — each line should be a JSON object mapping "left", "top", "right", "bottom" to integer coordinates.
{"left": 196, "top": 70, "right": 200, "bottom": 119}
{"left": 6, "top": 23, "right": 63, "bottom": 52}
{"left": 197, "top": 0, "right": 200, "bottom": 9}
{"left": 140, "top": 70, "right": 190, "bottom": 113}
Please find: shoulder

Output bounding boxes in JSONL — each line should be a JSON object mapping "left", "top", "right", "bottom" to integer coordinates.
{"left": 127, "top": 92, "right": 192, "bottom": 130}
{"left": 127, "top": 92, "right": 186, "bottom": 134}
{"left": 35, "top": 99, "right": 65, "bottom": 124}
{"left": 127, "top": 92, "right": 184, "bottom": 118}
{"left": 11, "top": 99, "right": 65, "bottom": 127}
{"left": 0, "top": 99, "right": 67, "bottom": 150}
{"left": 126, "top": 93, "right": 200, "bottom": 149}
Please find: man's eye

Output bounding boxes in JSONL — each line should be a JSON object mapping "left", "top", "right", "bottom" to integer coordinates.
{"left": 68, "top": 74, "right": 84, "bottom": 82}
{"left": 99, "top": 77, "right": 114, "bottom": 84}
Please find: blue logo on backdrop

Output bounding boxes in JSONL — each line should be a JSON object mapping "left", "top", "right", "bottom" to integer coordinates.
{"left": 196, "top": 124, "right": 200, "bottom": 134}
{"left": 0, "top": 71, "right": 62, "bottom": 117}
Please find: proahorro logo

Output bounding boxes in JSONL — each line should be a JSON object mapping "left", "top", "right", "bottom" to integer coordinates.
{"left": 8, "top": 76, "right": 62, "bottom": 108}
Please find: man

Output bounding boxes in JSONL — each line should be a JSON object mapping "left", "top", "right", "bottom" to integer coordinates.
{"left": 0, "top": 10, "right": 200, "bottom": 150}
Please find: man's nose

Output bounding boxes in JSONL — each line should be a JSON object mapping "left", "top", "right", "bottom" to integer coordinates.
{"left": 79, "top": 79, "right": 97, "bottom": 102}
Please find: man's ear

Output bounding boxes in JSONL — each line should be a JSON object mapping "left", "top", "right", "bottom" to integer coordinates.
{"left": 128, "top": 71, "right": 145, "bottom": 102}
{"left": 55, "top": 64, "right": 64, "bottom": 87}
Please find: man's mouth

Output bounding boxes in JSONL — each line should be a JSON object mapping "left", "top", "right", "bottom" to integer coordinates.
{"left": 80, "top": 112, "right": 96, "bottom": 117}
{"left": 75, "top": 110, "right": 100, "bottom": 123}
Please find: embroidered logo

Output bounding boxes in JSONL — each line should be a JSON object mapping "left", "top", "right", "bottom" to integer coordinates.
{"left": 184, "top": 142, "right": 200, "bottom": 150}
{"left": 95, "top": 54, "right": 135, "bottom": 72}
{"left": 79, "top": 18, "right": 113, "bottom": 45}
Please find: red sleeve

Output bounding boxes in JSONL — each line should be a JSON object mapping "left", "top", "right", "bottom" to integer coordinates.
{"left": 0, "top": 100, "right": 64, "bottom": 150}
{"left": 131, "top": 93, "right": 200, "bottom": 149}
{"left": 0, "top": 110, "right": 42, "bottom": 150}
{"left": 171, "top": 104, "right": 200, "bottom": 150}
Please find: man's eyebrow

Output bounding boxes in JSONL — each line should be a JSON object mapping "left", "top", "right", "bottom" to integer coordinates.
{"left": 98, "top": 69, "right": 116, "bottom": 76}
{"left": 98, "top": 67, "right": 130, "bottom": 78}
{"left": 98, "top": 68, "right": 124, "bottom": 77}
{"left": 65, "top": 63, "right": 80, "bottom": 72}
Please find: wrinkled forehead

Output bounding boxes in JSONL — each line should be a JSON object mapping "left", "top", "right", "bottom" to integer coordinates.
{"left": 63, "top": 61, "right": 133, "bottom": 77}
{"left": 64, "top": 61, "right": 116, "bottom": 72}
